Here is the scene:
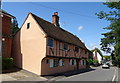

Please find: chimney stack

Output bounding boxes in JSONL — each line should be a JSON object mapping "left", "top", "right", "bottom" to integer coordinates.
{"left": 52, "top": 12, "right": 60, "bottom": 27}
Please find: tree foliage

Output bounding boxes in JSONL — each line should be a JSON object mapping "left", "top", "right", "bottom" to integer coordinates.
{"left": 103, "top": 55, "right": 111, "bottom": 60}
{"left": 11, "top": 18, "right": 19, "bottom": 35}
{"left": 87, "top": 59, "right": 93, "bottom": 65}
{"left": 95, "top": 2, "right": 120, "bottom": 66}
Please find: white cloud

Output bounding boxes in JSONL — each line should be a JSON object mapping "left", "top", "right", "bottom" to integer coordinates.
{"left": 78, "top": 26, "right": 83, "bottom": 31}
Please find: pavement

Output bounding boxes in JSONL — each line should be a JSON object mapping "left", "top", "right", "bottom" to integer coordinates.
{"left": 1, "top": 69, "right": 47, "bottom": 82}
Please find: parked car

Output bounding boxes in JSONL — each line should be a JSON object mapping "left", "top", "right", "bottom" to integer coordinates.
{"left": 102, "top": 63, "right": 110, "bottom": 69}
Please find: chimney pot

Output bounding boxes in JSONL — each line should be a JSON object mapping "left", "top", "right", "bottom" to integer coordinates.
{"left": 54, "top": 12, "right": 58, "bottom": 15}
{"left": 52, "top": 12, "right": 60, "bottom": 27}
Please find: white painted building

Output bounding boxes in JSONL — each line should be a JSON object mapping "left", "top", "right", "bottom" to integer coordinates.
{"left": 93, "top": 49, "right": 103, "bottom": 64}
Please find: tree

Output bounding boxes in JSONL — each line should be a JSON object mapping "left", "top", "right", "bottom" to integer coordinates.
{"left": 11, "top": 18, "right": 19, "bottom": 35}
{"left": 103, "top": 55, "right": 111, "bottom": 60}
{"left": 95, "top": 2, "right": 120, "bottom": 66}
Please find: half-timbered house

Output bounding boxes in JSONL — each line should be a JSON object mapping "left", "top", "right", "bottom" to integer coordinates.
{"left": 12, "top": 12, "right": 92, "bottom": 75}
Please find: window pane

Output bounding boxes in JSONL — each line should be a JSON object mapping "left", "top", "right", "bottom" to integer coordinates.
{"left": 50, "top": 59, "right": 53, "bottom": 67}
{"left": 83, "top": 60, "right": 84, "bottom": 65}
{"left": 85, "top": 51, "right": 87, "bottom": 54}
{"left": 63, "top": 43, "right": 68, "bottom": 50}
{"left": 53, "top": 59, "right": 59, "bottom": 67}
{"left": 27, "top": 23, "right": 30, "bottom": 29}
{"left": 72, "top": 60, "right": 74, "bottom": 65}
{"left": 46, "top": 59, "right": 49, "bottom": 64}
{"left": 48, "top": 38, "right": 54, "bottom": 47}
{"left": 74, "top": 60, "right": 76, "bottom": 65}
{"left": 59, "top": 59, "right": 64, "bottom": 66}
{"left": 75, "top": 47, "right": 79, "bottom": 53}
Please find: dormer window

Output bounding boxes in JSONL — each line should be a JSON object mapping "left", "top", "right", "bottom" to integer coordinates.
{"left": 63, "top": 43, "right": 68, "bottom": 50}
{"left": 27, "top": 23, "right": 30, "bottom": 29}
{"left": 48, "top": 38, "right": 54, "bottom": 47}
{"left": 75, "top": 47, "right": 79, "bottom": 53}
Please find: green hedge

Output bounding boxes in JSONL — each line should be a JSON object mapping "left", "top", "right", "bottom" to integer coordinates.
{"left": 2, "top": 57, "right": 13, "bottom": 70}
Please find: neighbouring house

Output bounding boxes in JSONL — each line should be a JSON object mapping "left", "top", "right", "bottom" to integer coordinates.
{"left": 92, "top": 48, "right": 103, "bottom": 64}
{"left": 12, "top": 12, "right": 93, "bottom": 75}
{"left": 0, "top": 9, "right": 15, "bottom": 57}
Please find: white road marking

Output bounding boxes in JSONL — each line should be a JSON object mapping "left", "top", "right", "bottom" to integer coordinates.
{"left": 112, "top": 68, "right": 117, "bottom": 82}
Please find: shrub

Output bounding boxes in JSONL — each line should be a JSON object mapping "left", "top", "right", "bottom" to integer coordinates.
{"left": 87, "top": 59, "right": 93, "bottom": 65}
{"left": 93, "top": 60, "right": 98, "bottom": 64}
{"left": 2, "top": 57, "right": 13, "bottom": 70}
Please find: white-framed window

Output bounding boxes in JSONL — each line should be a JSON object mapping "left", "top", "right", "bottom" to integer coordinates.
{"left": 48, "top": 38, "right": 54, "bottom": 47}
{"left": 49, "top": 59, "right": 59, "bottom": 68}
{"left": 53, "top": 59, "right": 59, "bottom": 67}
{"left": 70, "top": 59, "right": 76, "bottom": 65}
{"left": 59, "top": 59, "right": 64, "bottom": 66}
{"left": 49, "top": 59, "right": 53, "bottom": 67}
{"left": 81, "top": 59, "right": 86, "bottom": 65}
{"left": 63, "top": 43, "right": 68, "bottom": 50}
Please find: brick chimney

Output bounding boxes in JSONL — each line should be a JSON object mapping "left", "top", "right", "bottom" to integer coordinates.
{"left": 52, "top": 12, "right": 60, "bottom": 27}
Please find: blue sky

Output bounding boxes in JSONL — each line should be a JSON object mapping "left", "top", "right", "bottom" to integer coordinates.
{"left": 2, "top": 2, "right": 112, "bottom": 55}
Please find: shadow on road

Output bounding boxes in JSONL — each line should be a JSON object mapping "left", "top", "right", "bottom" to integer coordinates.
{"left": 42, "top": 68, "right": 96, "bottom": 79}
{"left": 64, "top": 68, "right": 96, "bottom": 77}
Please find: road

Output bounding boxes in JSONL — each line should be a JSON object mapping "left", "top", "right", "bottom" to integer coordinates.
{"left": 56, "top": 66, "right": 117, "bottom": 81}
{"left": 1, "top": 66, "right": 118, "bottom": 83}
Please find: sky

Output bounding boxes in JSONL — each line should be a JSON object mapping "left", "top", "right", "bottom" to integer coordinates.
{"left": 2, "top": 2, "right": 112, "bottom": 55}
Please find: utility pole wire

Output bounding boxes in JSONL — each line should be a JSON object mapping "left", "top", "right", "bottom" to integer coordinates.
{"left": 29, "top": 2, "right": 98, "bottom": 20}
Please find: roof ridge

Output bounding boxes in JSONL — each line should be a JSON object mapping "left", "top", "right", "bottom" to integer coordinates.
{"left": 30, "top": 13, "right": 55, "bottom": 26}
